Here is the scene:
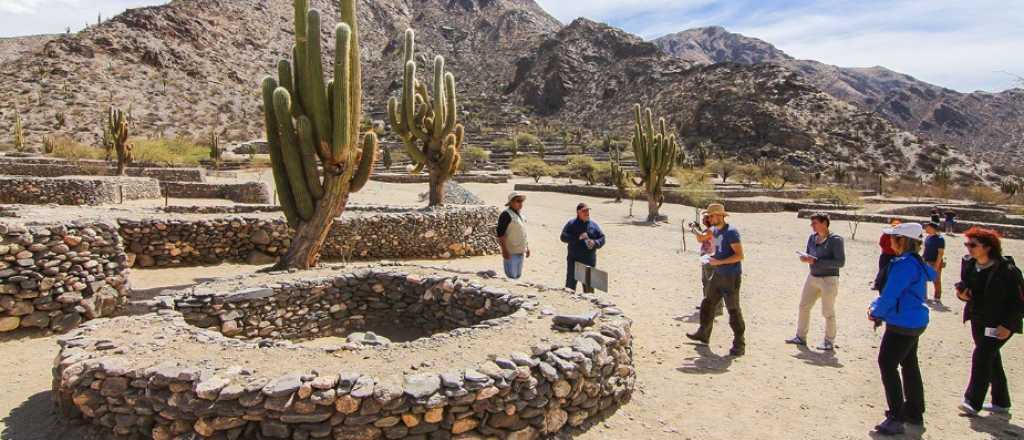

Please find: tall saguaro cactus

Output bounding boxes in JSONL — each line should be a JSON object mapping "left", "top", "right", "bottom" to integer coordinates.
{"left": 631, "top": 104, "right": 679, "bottom": 222}
{"left": 387, "top": 28, "right": 464, "bottom": 206}
{"left": 262, "top": 0, "right": 377, "bottom": 270}
{"left": 107, "top": 106, "right": 134, "bottom": 175}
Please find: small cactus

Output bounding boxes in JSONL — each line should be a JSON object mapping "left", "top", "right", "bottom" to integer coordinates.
{"left": 107, "top": 106, "right": 134, "bottom": 175}
{"left": 55, "top": 112, "right": 66, "bottom": 128}
{"left": 13, "top": 111, "right": 25, "bottom": 152}
{"left": 387, "top": 28, "right": 464, "bottom": 207}
{"left": 208, "top": 130, "right": 222, "bottom": 169}
{"left": 610, "top": 161, "right": 631, "bottom": 202}
{"left": 630, "top": 104, "right": 678, "bottom": 222}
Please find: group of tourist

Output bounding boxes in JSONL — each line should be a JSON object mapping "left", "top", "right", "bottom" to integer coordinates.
{"left": 494, "top": 194, "right": 1023, "bottom": 436}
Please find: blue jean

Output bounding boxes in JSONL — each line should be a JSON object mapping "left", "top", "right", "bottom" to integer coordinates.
{"left": 503, "top": 254, "right": 525, "bottom": 279}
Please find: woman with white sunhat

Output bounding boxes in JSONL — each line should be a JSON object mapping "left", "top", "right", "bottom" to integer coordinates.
{"left": 869, "top": 222, "right": 936, "bottom": 435}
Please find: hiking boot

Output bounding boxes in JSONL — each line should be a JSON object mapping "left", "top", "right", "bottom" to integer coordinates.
{"left": 960, "top": 400, "right": 980, "bottom": 416}
{"left": 984, "top": 403, "right": 1011, "bottom": 414}
{"left": 685, "top": 332, "right": 709, "bottom": 345}
{"left": 729, "top": 345, "right": 745, "bottom": 356}
{"left": 874, "top": 417, "right": 905, "bottom": 435}
{"left": 817, "top": 340, "right": 835, "bottom": 351}
{"left": 901, "top": 414, "right": 924, "bottom": 426}
{"left": 785, "top": 336, "right": 807, "bottom": 346}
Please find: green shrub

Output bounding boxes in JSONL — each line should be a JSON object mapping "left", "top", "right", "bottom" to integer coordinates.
{"left": 459, "top": 146, "right": 491, "bottom": 173}
{"left": 132, "top": 137, "right": 209, "bottom": 165}
{"left": 566, "top": 155, "right": 598, "bottom": 184}
{"left": 673, "top": 169, "right": 717, "bottom": 209}
{"left": 510, "top": 157, "right": 553, "bottom": 183}
{"left": 808, "top": 186, "right": 864, "bottom": 208}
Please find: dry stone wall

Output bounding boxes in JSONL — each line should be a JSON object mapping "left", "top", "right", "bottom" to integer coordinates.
{"left": 53, "top": 268, "right": 635, "bottom": 439}
{"left": 798, "top": 210, "right": 1024, "bottom": 239}
{"left": 372, "top": 173, "right": 509, "bottom": 184}
{"left": 0, "top": 158, "right": 204, "bottom": 182}
{"left": 119, "top": 206, "right": 501, "bottom": 268}
{"left": 0, "top": 176, "right": 162, "bottom": 205}
{"left": 0, "top": 221, "right": 128, "bottom": 333}
{"left": 159, "top": 181, "right": 272, "bottom": 204}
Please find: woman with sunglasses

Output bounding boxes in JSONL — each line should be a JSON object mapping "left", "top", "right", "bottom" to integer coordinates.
{"left": 869, "top": 223, "right": 935, "bottom": 435}
{"left": 956, "top": 227, "right": 1024, "bottom": 416}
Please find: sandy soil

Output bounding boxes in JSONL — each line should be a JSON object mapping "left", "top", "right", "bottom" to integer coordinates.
{"left": 2, "top": 178, "right": 1022, "bottom": 439}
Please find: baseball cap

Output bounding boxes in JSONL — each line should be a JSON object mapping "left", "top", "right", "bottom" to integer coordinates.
{"left": 883, "top": 222, "right": 924, "bottom": 241}
{"left": 576, "top": 202, "right": 590, "bottom": 212}
{"left": 506, "top": 192, "right": 525, "bottom": 206}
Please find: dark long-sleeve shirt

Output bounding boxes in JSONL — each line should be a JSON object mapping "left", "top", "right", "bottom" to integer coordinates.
{"left": 560, "top": 218, "right": 605, "bottom": 262}
{"left": 807, "top": 233, "right": 846, "bottom": 277}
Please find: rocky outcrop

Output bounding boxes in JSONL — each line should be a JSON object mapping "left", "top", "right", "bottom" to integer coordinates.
{"left": 0, "top": 176, "right": 161, "bottom": 205}
{"left": 0, "top": 221, "right": 128, "bottom": 333}
{"left": 507, "top": 19, "right": 991, "bottom": 180}
{"left": 654, "top": 27, "right": 1024, "bottom": 167}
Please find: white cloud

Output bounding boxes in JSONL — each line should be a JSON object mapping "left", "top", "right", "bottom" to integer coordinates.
{"left": 0, "top": 0, "right": 167, "bottom": 36}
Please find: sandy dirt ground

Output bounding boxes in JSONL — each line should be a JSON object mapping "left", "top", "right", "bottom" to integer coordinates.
{"left": 2, "top": 178, "right": 1022, "bottom": 439}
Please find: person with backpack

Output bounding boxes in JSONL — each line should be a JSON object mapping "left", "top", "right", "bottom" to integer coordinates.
{"left": 870, "top": 223, "right": 935, "bottom": 435}
{"left": 956, "top": 227, "right": 1024, "bottom": 416}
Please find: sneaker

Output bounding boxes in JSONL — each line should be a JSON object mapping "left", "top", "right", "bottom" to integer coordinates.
{"left": 960, "top": 400, "right": 980, "bottom": 416}
{"left": 874, "top": 417, "right": 905, "bottom": 435}
{"left": 785, "top": 336, "right": 807, "bottom": 346}
{"left": 817, "top": 340, "right": 835, "bottom": 351}
{"left": 685, "top": 332, "right": 709, "bottom": 345}
{"left": 984, "top": 403, "right": 1011, "bottom": 414}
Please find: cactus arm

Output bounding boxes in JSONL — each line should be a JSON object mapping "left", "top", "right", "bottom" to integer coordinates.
{"left": 262, "top": 77, "right": 300, "bottom": 227}
{"left": 432, "top": 56, "right": 446, "bottom": 137}
{"left": 402, "top": 138, "right": 427, "bottom": 164}
{"left": 297, "top": 116, "right": 325, "bottom": 200}
{"left": 403, "top": 29, "right": 415, "bottom": 64}
{"left": 332, "top": 23, "right": 352, "bottom": 165}
{"left": 272, "top": 88, "right": 316, "bottom": 221}
{"left": 349, "top": 132, "right": 377, "bottom": 192}
{"left": 278, "top": 59, "right": 303, "bottom": 118}
{"left": 303, "top": 9, "right": 332, "bottom": 163}
{"left": 442, "top": 72, "right": 457, "bottom": 136}
{"left": 341, "top": 0, "right": 360, "bottom": 149}
{"left": 387, "top": 97, "right": 406, "bottom": 138}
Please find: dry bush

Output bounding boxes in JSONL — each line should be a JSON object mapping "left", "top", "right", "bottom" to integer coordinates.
{"left": 808, "top": 186, "right": 864, "bottom": 208}
{"left": 132, "top": 137, "right": 208, "bottom": 165}
{"left": 45, "top": 136, "right": 105, "bottom": 161}
{"left": 963, "top": 185, "right": 1005, "bottom": 205}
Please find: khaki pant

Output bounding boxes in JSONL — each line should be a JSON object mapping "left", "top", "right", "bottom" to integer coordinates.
{"left": 797, "top": 275, "right": 839, "bottom": 342}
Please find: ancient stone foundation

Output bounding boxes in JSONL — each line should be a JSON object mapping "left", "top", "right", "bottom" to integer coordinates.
{"left": 0, "top": 176, "right": 162, "bottom": 205}
{"left": 160, "top": 181, "right": 272, "bottom": 204}
{"left": 0, "top": 221, "right": 128, "bottom": 333}
{"left": 0, "top": 157, "right": 205, "bottom": 182}
{"left": 54, "top": 267, "right": 635, "bottom": 439}
{"left": 119, "top": 206, "right": 501, "bottom": 268}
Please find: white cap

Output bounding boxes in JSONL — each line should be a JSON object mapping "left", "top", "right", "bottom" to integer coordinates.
{"left": 883, "top": 223, "right": 924, "bottom": 241}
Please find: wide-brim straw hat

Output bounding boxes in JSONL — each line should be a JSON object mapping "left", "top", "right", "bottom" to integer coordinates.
{"left": 705, "top": 203, "right": 729, "bottom": 217}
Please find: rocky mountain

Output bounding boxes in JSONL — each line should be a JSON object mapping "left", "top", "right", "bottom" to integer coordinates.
{"left": 654, "top": 27, "right": 1024, "bottom": 168}
{"left": 0, "top": 0, "right": 560, "bottom": 144}
{"left": 508, "top": 19, "right": 990, "bottom": 180}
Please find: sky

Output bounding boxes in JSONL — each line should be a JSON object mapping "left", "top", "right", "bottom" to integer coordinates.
{"left": 1, "top": 0, "right": 1020, "bottom": 93}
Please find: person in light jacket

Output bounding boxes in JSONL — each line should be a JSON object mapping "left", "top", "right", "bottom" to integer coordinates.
{"left": 870, "top": 223, "right": 935, "bottom": 436}
{"left": 786, "top": 212, "right": 846, "bottom": 351}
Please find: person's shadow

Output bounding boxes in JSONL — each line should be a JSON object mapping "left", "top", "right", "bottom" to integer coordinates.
{"left": 926, "top": 300, "right": 952, "bottom": 313}
{"left": 868, "top": 425, "right": 926, "bottom": 439}
{"left": 673, "top": 310, "right": 702, "bottom": 324}
{"left": 792, "top": 345, "right": 844, "bottom": 368}
{"left": 677, "top": 344, "right": 734, "bottom": 374}
{"left": 1, "top": 391, "right": 101, "bottom": 439}
{"left": 968, "top": 413, "right": 1024, "bottom": 438}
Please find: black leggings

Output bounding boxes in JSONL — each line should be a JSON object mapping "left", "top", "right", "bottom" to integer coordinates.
{"left": 965, "top": 320, "right": 1012, "bottom": 409}
{"left": 878, "top": 329, "right": 925, "bottom": 421}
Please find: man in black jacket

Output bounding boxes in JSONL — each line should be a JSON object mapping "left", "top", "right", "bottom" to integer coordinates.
{"left": 560, "top": 203, "right": 606, "bottom": 292}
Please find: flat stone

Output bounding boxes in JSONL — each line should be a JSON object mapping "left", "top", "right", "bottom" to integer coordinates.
{"left": 263, "top": 374, "right": 302, "bottom": 397}
{"left": 403, "top": 374, "right": 441, "bottom": 399}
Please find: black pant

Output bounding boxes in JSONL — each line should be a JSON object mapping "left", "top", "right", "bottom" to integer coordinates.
{"left": 965, "top": 320, "right": 1013, "bottom": 409}
{"left": 566, "top": 256, "right": 596, "bottom": 292}
{"left": 874, "top": 253, "right": 895, "bottom": 291}
{"left": 694, "top": 272, "right": 744, "bottom": 348}
{"left": 878, "top": 330, "right": 925, "bottom": 421}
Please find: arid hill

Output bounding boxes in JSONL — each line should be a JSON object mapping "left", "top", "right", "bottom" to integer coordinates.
{"left": 654, "top": 27, "right": 1024, "bottom": 168}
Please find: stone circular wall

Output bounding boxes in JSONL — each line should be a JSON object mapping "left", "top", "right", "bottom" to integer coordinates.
{"left": 0, "top": 221, "right": 128, "bottom": 333}
{"left": 53, "top": 266, "right": 634, "bottom": 439}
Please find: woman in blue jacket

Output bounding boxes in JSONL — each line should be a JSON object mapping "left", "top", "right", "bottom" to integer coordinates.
{"left": 869, "top": 223, "right": 935, "bottom": 436}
